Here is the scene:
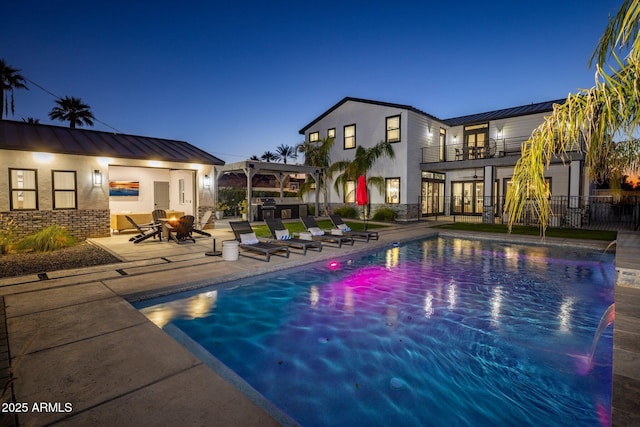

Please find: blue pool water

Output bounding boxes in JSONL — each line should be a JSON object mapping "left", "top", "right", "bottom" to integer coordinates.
{"left": 137, "top": 237, "right": 615, "bottom": 426}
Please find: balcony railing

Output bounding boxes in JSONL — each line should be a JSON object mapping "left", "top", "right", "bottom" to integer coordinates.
{"left": 421, "top": 136, "right": 530, "bottom": 163}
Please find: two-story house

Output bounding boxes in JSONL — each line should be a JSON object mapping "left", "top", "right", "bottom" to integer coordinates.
{"left": 299, "top": 97, "right": 588, "bottom": 225}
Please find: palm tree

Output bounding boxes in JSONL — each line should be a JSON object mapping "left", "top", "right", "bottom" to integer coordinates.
{"left": 329, "top": 140, "right": 395, "bottom": 200}
{"left": 274, "top": 144, "right": 297, "bottom": 164}
{"left": 21, "top": 117, "right": 39, "bottom": 123}
{"left": 260, "top": 151, "right": 277, "bottom": 162}
{"left": 296, "top": 136, "right": 335, "bottom": 215}
{"left": 505, "top": 0, "right": 640, "bottom": 235}
{"left": 249, "top": 155, "right": 260, "bottom": 161}
{"left": 48, "top": 96, "right": 95, "bottom": 128}
{"left": 0, "top": 59, "right": 28, "bottom": 120}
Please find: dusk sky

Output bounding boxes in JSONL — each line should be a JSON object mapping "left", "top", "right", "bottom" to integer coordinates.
{"left": 3, "top": 1, "right": 623, "bottom": 163}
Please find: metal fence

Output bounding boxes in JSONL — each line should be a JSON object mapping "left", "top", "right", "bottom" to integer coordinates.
{"left": 422, "top": 195, "right": 640, "bottom": 231}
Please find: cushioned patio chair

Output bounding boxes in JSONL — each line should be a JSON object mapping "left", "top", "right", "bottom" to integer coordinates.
{"left": 192, "top": 210, "right": 212, "bottom": 237}
{"left": 300, "top": 216, "right": 354, "bottom": 248}
{"left": 265, "top": 218, "right": 322, "bottom": 255}
{"left": 329, "top": 214, "right": 379, "bottom": 242}
{"left": 229, "top": 221, "right": 290, "bottom": 262}
{"left": 125, "top": 215, "right": 161, "bottom": 244}
{"left": 171, "top": 215, "right": 196, "bottom": 244}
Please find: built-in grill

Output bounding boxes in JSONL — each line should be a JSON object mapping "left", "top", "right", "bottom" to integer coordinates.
{"left": 261, "top": 198, "right": 276, "bottom": 220}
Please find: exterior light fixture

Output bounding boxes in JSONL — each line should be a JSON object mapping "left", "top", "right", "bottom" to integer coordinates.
{"left": 204, "top": 174, "right": 211, "bottom": 188}
{"left": 93, "top": 170, "right": 102, "bottom": 186}
{"left": 497, "top": 128, "right": 503, "bottom": 139}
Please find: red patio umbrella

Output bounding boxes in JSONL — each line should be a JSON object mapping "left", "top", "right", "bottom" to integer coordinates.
{"left": 356, "top": 175, "right": 369, "bottom": 230}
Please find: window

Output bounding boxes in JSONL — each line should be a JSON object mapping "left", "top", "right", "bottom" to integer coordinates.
{"left": 386, "top": 115, "right": 400, "bottom": 143}
{"left": 327, "top": 128, "right": 335, "bottom": 139}
{"left": 344, "top": 124, "right": 356, "bottom": 149}
{"left": 309, "top": 131, "right": 319, "bottom": 143}
{"left": 10, "top": 168, "right": 38, "bottom": 210}
{"left": 439, "top": 128, "right": 446, "bottom": 161}
{"left": 345, "top": 180, "right": 355, "bottom": 203}
{"left": 463, "top": 123, "right": 489, "bottom": 159}
{"left": 452, "top": 180, "right": 483, "bottom": 214}
{"left": 385, "top": 178, "right": 400, "bottom": 204}
{"left": 52, "top": 170, "right": 77, "bottom": 209}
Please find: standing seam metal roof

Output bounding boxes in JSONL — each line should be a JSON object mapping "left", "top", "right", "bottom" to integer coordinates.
{"left": 298, "top": 96, "right": 566, "bottom": 134}
{"left": 0, "top": 121, "right": 224, "bottom": 165}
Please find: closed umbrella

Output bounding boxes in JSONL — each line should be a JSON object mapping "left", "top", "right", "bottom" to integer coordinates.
{"left": 356, "top": 175, "right": 369, "bottom": 230}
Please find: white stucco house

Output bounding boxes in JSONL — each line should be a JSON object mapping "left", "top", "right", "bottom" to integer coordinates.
{"left": 299, "top": 97, "right": 588, "bottom": 225}
{"left": 0, "top": 120, "right": 224, "bottom": 239}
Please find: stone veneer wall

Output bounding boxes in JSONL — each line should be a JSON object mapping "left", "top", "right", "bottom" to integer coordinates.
{"left": 196, "top": 205, "right": 215, "bottom": 228}
{"left": 2, "top": 210, "right": 111, "bottom": 240}
{"left": 329, "top": 203, "right": 421, "bottom": 222}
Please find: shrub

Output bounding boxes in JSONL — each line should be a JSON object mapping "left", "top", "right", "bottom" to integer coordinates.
{"left": 16, "top": 225, "right": 77, "bottom": 253}
{"left": 372, "top": 206, "right": 397, "bottom": 222}
{"left": 333, "top": 205, "right": 359, "bottom": 219}
{"left": 307, "top": 204, "right": 315, "bottom": 216}
{"left": 0, "top": 214, "right": 17, "bottom": 255}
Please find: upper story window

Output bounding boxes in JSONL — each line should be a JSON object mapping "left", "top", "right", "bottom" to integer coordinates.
{"left": 327, "top": 128, "right": 335, "bottom": 139}
{"left": 464, "top": 123, "right": 489, "bottom": 159}
{"left": 52, "top": 170, "right": 77, "bottom": 209}
{"left": 439, "top": 128, "right": 446, "bottom": 161}
{"left": 386, "top": 115, "right": 401, "bottom": 143}
{"left": 10, "top": 168, "right": 38, "bottom": 210}
{"left": 309, "top": 131, "right": 319, "bottom": 143}
{"left": 344, "top": 124, "right": 356, "bottom": 149}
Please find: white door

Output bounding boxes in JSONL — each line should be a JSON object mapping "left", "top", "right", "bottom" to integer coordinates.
{"left": 154, "top": 181, "right": 170, "bottom": 210}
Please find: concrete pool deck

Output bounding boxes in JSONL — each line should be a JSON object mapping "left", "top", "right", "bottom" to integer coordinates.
{"left": 0, "top": 221, "right": 636, "bottom": 426}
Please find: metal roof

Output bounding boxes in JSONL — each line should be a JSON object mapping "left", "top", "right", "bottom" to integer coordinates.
{"left": 0, "top": 120, "right": 224, "bottom": 165}
{"left": 443, "top": 99, "right": 566, "bottom": 127}
{"left": 298, "top": 97, "right": 567, "bottom": 134}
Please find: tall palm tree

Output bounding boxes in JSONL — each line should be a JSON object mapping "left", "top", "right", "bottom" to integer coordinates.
{"left": 274, "top": 144, "right": 297, "bottom": 164}
{"left": 329, "top": 140, "right": 395, "bottom": 199}
{"left": 260, "top": 151, "right": 277, "bottom": 162}
{"left": 48, "top": 96, "right": 95, "bottom": 128}
{"left": 21, "top": 117, "right": 39, "bottom": 123}
{"left": 296, "top": 136, "right": 335, "bottom": 215}
{"left": 505, "top": 0, "right": 640, "bottom": 235}
{"left": 0, "top": 59, "right": 28, "bottom": 120}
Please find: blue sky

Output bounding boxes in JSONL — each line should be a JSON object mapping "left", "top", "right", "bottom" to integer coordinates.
{"left": 2, "top": 0, "right": 623, "bottom": 163}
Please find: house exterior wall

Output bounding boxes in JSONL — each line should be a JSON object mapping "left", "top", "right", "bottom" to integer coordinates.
{"left": 303, "top": 100, "right": 441, "bottom": 220}
{"left": 301, "top": 98, "right": 586, "bottom": 223}
{"left": 0, "top": 149, "right": 215, "bottom": 240}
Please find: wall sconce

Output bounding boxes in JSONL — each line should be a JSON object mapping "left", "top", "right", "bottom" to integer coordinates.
{"left": 93, "top": 170, "right": 102, "bottom": 186}
{"left": 203, "top": 174, "right": 211, "bottom": 188}
{"left": 497, "top": 128, "right": 503, "bottom": 139}
{"left": 453, "top": 135, "right": 458, "bottom": 142}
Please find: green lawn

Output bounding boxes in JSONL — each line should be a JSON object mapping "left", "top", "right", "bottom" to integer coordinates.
{"left": 432, "top": 222, "right": 617, "bottom": 241}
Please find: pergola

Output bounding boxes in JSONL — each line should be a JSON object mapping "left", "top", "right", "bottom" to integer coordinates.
{"left": 213, "top": 160, "right": 322, "bottom": 222}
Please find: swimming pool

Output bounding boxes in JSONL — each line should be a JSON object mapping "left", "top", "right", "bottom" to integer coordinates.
{"left": 137, "top": 236, "right": 615, "bottom": 426}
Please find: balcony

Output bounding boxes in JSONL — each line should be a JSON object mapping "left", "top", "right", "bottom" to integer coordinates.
{"left": 421, "top": 136, "right": 530, "bottom": 164}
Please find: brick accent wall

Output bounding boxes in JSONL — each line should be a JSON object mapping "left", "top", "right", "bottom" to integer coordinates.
{"left": 2, "top": 209, "right": 111, "bottom": 240}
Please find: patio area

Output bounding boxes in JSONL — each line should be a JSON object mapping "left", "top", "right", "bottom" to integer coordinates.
{"left": 0, "top": 222, "right": 637, "bottom": 426}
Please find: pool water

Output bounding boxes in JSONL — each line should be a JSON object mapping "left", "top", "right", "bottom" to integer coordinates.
{"left": 137, "top": 237, "right": 615, "bottom": 426}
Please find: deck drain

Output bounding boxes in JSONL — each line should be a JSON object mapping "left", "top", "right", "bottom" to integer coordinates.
{"left": 37, "top": 273, "right": 49, "bottom": 280}
{"left": 116, "top": 269, "right": 128, "bottom": 276}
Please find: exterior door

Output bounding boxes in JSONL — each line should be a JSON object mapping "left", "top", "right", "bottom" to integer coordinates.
{"left": 154, "top": 181, "right": 170, "bottom": 210}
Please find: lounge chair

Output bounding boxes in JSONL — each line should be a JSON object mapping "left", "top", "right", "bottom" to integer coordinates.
{"left": 171, "top": 215, "right": 196, "bottom": 244}
{"left": 192, "top": 210, "right": 212, "bottom": 237}
{"left": 329, "top": 214, "right": 379, "bottom": 242}
{"left": 125, "top": 215, "right": 161, "bottom": 243}
{"left": 229, "top": 221, "right": 290, "bottom": 262}
{"left": 300, "top": 216, "right": 354, "bottom": 248}
{"left": 265, "top": 218, "right": 322, "bottom": 255}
